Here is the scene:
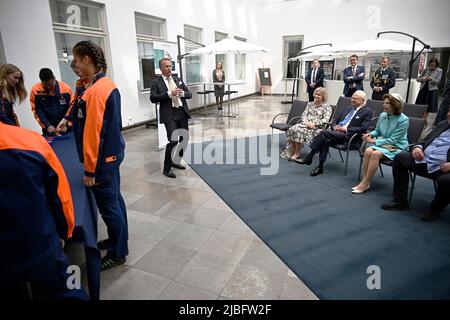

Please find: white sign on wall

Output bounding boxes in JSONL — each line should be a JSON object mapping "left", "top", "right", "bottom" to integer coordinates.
{"left": 153, "top": 40, "right": 179, "bottom": 75}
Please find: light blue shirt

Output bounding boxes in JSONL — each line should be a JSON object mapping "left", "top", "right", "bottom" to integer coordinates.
{"left": 417, "top": 128, "right": 450, "bottom": 173}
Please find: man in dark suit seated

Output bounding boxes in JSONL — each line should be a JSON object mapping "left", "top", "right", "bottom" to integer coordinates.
{"left": 382, "top": 110, "right": 450, "bottom": 222}
{"left": 305, "top": 59, "right": 324, "bottom": 102}
{"left": 296, "top": 90, "right": 373, "bottom": 176}
{"left": 343, "top": 54, "right": 365, "bottom": 98}
{"left": 150, "top": 57, "right": 192, "bottom": 179}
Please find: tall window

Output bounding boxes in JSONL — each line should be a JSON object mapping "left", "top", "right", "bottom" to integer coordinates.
{"left": 282, "top": 35, "right": 303, "bottom": 78}
{"left": 234, "top": 36, "right": 246, "bottom": 80}
{"left": 49, "top": 0, "right": 107, "bottom": 89}
{"left": 215, "top": 31, "right": 228, "bottom": 72}
{"left": 184, "top": 25, "right": 202, "bottom": 84}
{"left": 135, "top": 13, "right": 166, "bottom": 90}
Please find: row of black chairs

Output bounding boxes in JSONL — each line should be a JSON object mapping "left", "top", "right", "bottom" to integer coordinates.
{"left": 270, "top": 97, "right": 434, "bottom": 202}
{"left": 270, "top": 97, "right": 428, "bottom": 140}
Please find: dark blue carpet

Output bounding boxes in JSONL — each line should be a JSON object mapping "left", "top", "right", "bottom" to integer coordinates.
{"left": 186, "top": 134, "right": 450, "bottom": 300}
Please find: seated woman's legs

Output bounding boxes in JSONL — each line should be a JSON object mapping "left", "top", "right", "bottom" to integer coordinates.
{"left": 290, "top": 142, "right": 303, "bottom": 160}
{"left": 353, "top": 148, "right": 384, "bottom": 192}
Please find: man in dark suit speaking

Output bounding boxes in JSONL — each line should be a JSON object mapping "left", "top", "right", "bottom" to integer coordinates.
{"left": 305, "top": 59, "right": 324, "bottom": 102}
{"left": 382, "top": 110, "right": 450, "bottom": 222}
{"left": 150, "top": 58, "right": 192, "bottom": 178}
{"left": 296, "top": 90, "right": 373, "bottom": 176}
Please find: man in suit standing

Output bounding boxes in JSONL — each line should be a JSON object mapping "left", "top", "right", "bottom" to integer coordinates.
{"left": 435, "top": 78, "right": 450, "bottom": 125}
{"left": 305, "top": 59, "right": 324, "bottom": 102}
{"left": 296, "top": 90, "right": 373, "bottom": 176}
{"left": 382, "top": 110, "right": 450, "bottom": 222}
{"left": 343, "top": 54, "right": 365, "bottom": 97}
{"left": 370, "top": 56, "right": 396, "bottom": 100}
{"left": 150, "top": 58, "right": 192, "bottom": 178}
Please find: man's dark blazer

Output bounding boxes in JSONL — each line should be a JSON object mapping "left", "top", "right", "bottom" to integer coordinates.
{"left": 150, "top": 75, "right": 192, "bottom": 124}
{"left": 369, "top": 67, "right": 396, "bottom": 100}
{"left": 305, "top": 67, "right": 324, "bottom": 91}
{"left": 332, "top": 105, "right": 373, "bottom": 140}
{"left": 343, "top": 65, "right": 365, "bottom": 96}
{"left": 412, "top": 120, "right": 450, "bottom": 161}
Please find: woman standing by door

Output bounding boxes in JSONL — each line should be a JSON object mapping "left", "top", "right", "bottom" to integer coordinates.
{"left": 415, "top": 57, "right": 442, "bottom": 123}
{"left": 213, "top": 62, "right": 225, "bottom": 110}
{"left": 0, "top": 64, "right": 27, "bottom": 126}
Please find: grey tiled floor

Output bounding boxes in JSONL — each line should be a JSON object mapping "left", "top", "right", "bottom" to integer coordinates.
{"left": 97, "top": 95, "right": 318, "bottom": 300}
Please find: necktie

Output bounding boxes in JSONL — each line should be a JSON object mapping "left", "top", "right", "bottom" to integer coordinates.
{"left": 312, "top": 69, "right": 316, "bottom": 83}
{"left": 339, "top": 107, "right": 357, "bottom": 127}
{"left": 167, "top": 77, "right": 181, "bottom": 108}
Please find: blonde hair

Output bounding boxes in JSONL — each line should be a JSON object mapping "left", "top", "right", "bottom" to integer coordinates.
{"left": 0, "top": 64, "right": 27, "bottom": 103}
{"left": 313, "top": 87, "right": 328, "bottom": 103}
{"left": 383, "top": 93, "right": 403, "bottom": 115}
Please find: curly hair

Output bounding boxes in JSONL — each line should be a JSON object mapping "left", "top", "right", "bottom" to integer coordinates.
{"left": 72, "top": 41, "right": 107, "bottom": 74}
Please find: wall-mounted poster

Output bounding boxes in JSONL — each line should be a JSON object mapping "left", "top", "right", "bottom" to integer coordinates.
{"left": 153, "top": 40, "right": 179, "bottom": 75}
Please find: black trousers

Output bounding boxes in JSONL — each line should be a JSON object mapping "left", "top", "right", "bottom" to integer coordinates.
{"left": 371, "top": 90, "right": 388, "bottom": 101}
{"left": 393, "top": 152, "right": 450, "bottom": 214}
{"left": 163, "top": 108, "right": 189, "bottom": 172}
{"left": 307, "top": 88, "right": 314, "bottom": 102}
{"left": 345, "top": 87, "right": 358, "bottom": 98}
{"left": 310, "top": 130, "right": 347, "bottom": 162}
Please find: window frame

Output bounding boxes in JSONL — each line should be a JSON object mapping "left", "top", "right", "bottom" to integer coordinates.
{"left": 135, "top": 12, "right": 167, "bottom": 92}
{"left": 184, "top": 25, "right": 203, "bottom": 85}
{"left": 234, "top": 36, "right": 247, "bottom": 81}
{"left": 49, "top": 0, "right": 110, "bottom": 90}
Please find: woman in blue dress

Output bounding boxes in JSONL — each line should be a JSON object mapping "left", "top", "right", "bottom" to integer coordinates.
{"left": 352, "top": 93, "right": 409, "bottom": 194}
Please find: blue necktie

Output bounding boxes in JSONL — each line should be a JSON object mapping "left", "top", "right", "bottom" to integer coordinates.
{"left": 339, "top": 108, "right": 357, "bottom": 126}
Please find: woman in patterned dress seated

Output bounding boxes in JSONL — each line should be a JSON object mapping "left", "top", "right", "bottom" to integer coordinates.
{"left": 281, "top": 87, "right": 332, "bottom": 160}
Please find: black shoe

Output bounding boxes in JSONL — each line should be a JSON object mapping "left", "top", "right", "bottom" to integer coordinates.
{"left": 100, "top": 255, "right": 126, "bottom": 271}
{"left": 218, "top": 106, "right": 223, "bottom": 110}
{"left": 171, "top": 163, "right": 186, "bottom": 170}
{"left": 163, "top": 169, "right": 176, "bottom": 178}
{"left": 310, "top": 166, "right": 323, "bottom": 176}
{"left": 421, "top": 211, "right": 439, "bottom": 222}
{"left": 97, "top": 239, "right": 109, "bottom": 251}
{"left": 295, "top": 156, "right": 313, "bottom": 165}
{"left": 381, "top": 201, "right": 410, "bottom": 211}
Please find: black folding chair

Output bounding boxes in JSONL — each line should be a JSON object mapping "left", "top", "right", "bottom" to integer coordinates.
{"left": 409, "top": 171, "right": 438, "bottom": 202}
{"left": 333, "top": 96, "right": 352, "bottom": 120}
{"left": 366, "top": 99, "right": 384, "bottom": 118}
{"left": 270, "top": 100, "right": 308, "bottom": 140}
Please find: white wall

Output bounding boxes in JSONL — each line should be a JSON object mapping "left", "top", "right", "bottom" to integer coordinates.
{"left": 1, "top": 0, "right": 449, "bottom": 131}
{"left": 0, "top": 0, "right": 261, "bottom": 131}
{"left": 0, "top": 0, "right": 59, "bottom": 131}
{"left": 255, "top": 0, "right": 450, "bottom": 95}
